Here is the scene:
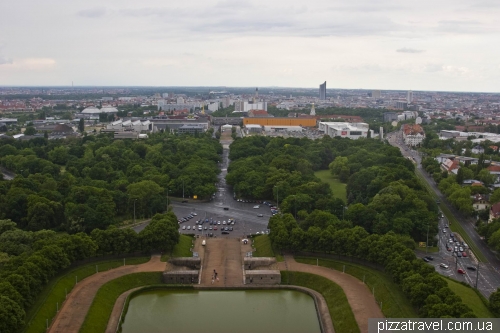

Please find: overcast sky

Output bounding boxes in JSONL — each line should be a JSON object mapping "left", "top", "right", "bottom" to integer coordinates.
{"left": 1, "top": 0, "right": 500, "bottom": 92}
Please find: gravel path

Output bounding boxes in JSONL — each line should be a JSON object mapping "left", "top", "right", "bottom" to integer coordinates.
{"left": 48, "top": 255, "right": 165, "bottom": 333}
{"left": 279, "top": 255, "right": 383, "bottom": 333}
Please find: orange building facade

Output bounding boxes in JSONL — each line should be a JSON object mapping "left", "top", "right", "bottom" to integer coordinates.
{"left": 243, "top": 117, "right": 317, "bottom": 127}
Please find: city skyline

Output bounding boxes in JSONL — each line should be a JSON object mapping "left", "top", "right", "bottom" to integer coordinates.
{"left": 1, "top": 0, "right": 500, "bottom": 92}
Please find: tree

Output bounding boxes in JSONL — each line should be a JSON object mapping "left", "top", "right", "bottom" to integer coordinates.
{"left": 78, "top": 118, "right": 85, "bottom": 132}
{"left": 0, "top": 295, "right": 25, "bottom": 333}
{"left": 24, "top": 126, "right": 37, "bottom": 135}
{"left": 139, "top": 213, "right": 179, "bottom": 252}
{"left": 489, "top": 288, "right": 500, "bottom": 317}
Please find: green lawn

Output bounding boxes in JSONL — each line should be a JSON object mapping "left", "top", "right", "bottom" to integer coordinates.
{"left": 295, "top": 257, "right": 417, "bottom": 318}
{"left": 414, "top": 171, "right": 487, "bottom": 262}
{"left": 23, "top": 257, "right": 150, "bottom": 333}
{"left": 445, "top": 278, "right": 493, "bottom": 318}
{"left": 314, "top": 170, "right": 347, "bottom": 202}
{"left": 281, "top": 271, "right": 359, "bottom": 333}
{"left": 161, "top": 234, "right": 194, "bottom": 261}
{"left": 253, "top": 234, "right": 274, "bottom": 257}
{"left": 79, "top": 272, "right": 163, "bottom": 333}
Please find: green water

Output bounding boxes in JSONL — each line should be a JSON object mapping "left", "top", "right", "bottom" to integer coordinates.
{"left": 121, "top": 289, "right": 321, "bottom": 333}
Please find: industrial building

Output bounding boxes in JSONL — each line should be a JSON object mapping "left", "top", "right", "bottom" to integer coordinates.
{"left": 263, "top": 126, "right": 302, "bottom": 133}
{"left": 151, "top": 119, "right": 209, "bottom": 133}
{"left": 318, "top": 122, "right": 369, "bottom": 139}
{"left": 245, "top": 124, "right": 263, "bottom": 134}
{"left": 243, "top": 117, "right": 316, "bottom": 127}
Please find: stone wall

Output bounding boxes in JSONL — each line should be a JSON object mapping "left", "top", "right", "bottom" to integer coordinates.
{"left": 243, "top": 257, "right": 276, "bottom": 269}
{"left": 168, "top": 257, "right": 201, "bottom": 269}
{"left": 244, "top": 270, "right": 281, "bottom": 284}
{"left": 163, "top": 270, "right": 199, "bottom": 284}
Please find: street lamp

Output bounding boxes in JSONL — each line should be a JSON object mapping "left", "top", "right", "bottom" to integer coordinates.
{"left": 133, "top": 199, "right": 137, "bottom": 224}
{"left": 274, "top": 185, "right": 279, "bottom": 210}
{"left": 166, "top": 188, "right": 170, "bottom": 208}
{"left": 426, "top": 224, "right": 429, "bottom": 254}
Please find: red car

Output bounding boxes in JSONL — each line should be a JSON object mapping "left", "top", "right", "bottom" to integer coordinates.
{"left": 462, "top": 252, "right": 467, "bottom": 257}
{"left": 214, "top": 226, "right": 218, "bottom": 230}
{"left": 457, "top": 269, "right": 465, "bottom": 274}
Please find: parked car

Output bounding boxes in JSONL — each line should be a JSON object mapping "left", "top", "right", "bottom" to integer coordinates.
{"left": 187, "top": 226, "right": 191, "bottom": 230}
{"left": 424, "top": 256, "right": 434, "bottom": 261}
{"left": 423, "top": 257, "right": 430, "bottom": 262}
{"left": 440, "top": 263, "right": 449, "bottom": 269}
{"left": 209, "top": 226, "right": 213, "bottom": 230}
{"left": 182, "top": 226, "right": 186, "bottom": 230}
{"left": 214, "top": 226, "right": 218, "bottom": 230}
{"left": 462, "top": 252, "right": 467, "bottom": 257}
{"left": 253, "top": 205, "right": 260, "bottom": 209}
{"left": 459, "top": 246, "right": 464, "bottom": 252}
{"left": 457, "top": 252, "right": 462, "bottom": 257}
{"left": 457, "top": 269, "right": 465, "bottom": 274}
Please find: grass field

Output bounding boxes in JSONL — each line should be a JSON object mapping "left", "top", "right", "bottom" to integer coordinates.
{"left": 79, "top": 272, "right": 163, "bottom": 333}
{"left": 281, "top": 271, "right": 359, "bottom": 333}
{"left": 23, "top": 257, "right": 150, "bottom": 333}
{"left": 295, "top": 257, "right": 417, "bottom": 318}
{"left": 414, "top": 171, "right": 488, "bottom": 263}
{"left": 252, "top": 234, "right": 284, "bottom": 261}
{"left": 161, "top": 234, "right": 194, "bottom": 261}
{"left": 445, "top": 278, "right": 493, "bottom": 318}
{"left": 314, "top": 170, "right": 347, "bottom": 202}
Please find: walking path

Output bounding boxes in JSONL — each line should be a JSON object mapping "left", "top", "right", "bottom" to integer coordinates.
{"left": 48, "top": 255, "right": 165, "bottom": 333}
{"left": 278, "top": 255, "right": 383, "bottom": 333}
{"left": 200, "top": 238, "right": 243, "bottom": 286}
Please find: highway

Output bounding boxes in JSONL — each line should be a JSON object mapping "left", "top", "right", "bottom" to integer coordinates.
{"left": 386, "top": 130, "right": 500, "bottom": 297}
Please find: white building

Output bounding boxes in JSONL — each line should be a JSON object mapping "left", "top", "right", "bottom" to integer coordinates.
{"left": 208, "top": 103, "right": 219, "bottom": 112}
{"left": 263, "top": 126, "right": 303, "bottom": 132}
{"left": 407, "top": 90, "right": 413, "bottom": 103}
{"left": 318, "top": 122, "right": 369, "bottom": 139}
{"left": 234, "top": 101, "right": 267, "bottom": 112}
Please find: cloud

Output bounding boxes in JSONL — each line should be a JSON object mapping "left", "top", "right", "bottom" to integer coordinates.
{"left": 77, "top": 7, "right": 107, "bottom": 18}
{"left": 0, "top": 56, "right": 13, "bottom": 65}
{"left": 435, "top": 20, "right": 485, "bottom": 34}
{"left": 396, "top": 47, "right": 425, "bottom": 53}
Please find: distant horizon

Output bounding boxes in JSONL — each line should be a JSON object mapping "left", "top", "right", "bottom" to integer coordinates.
{"left": 0, "top": 85, "right": 499, "bottom": 95}
{"left": 2, "top": 1, "right": 500, "bottom": 92}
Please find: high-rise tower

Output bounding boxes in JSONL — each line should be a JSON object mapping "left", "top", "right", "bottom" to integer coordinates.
{"left": 319, "top": 81, "right": 326, "bottom": 100}
{"left": 407, "top": 90, "right": 413, "bottom": 104}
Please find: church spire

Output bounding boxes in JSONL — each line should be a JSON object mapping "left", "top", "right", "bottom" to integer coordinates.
{"left": 310, "top": 103, "right": 316, "bottom": 116}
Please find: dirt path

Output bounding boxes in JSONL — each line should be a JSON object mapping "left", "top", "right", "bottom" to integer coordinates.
{"left": 48, "top": 255, "right": 165, "bottom": 333}
{"left": 200, "top": 238, "right": 242, "bottom": 286}
{"left": 279, "top": 255, "right": 383, "bottom": 333}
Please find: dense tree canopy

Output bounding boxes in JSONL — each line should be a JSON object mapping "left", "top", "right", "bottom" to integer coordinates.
{"left": 0, "top": 212, "right": 179, "bottom": 333}
{"left": 228, "top": 136, "right": 438, "bottom": 241}
{"left": 0, "top": 132, "right": 221, "bottom": 232}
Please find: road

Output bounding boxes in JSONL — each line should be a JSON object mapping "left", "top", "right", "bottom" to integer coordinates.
{"left": 386, "top": 130, "right": 500, "bottom": 297}
{"left": 133, "top": 135, "right": 272, "bottom": 238}
{"left": 0, "top": 167, "right": 15, "bottom": 180}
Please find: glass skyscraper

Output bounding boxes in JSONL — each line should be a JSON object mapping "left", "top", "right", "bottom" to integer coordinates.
{"left": 319, "top": 81, "right": 326, "bottom": 100}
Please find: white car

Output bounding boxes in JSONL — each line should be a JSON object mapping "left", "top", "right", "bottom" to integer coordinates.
{"left": 187, "top": 226, "right": 191, "bottom": 230}
{"left": 223, "top": 221, "right": 226, "bottom": 225}
{"left": 253, "top": 205, "right": 260, "bottom": 209}
{"left": 182, "top": 226, "right": 186, "bottom": 230}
